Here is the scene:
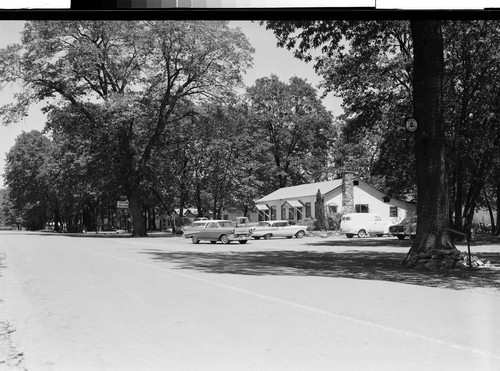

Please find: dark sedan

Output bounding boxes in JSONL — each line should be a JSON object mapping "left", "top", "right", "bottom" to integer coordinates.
{"left": 388, "top": 217, "right": 417, "bottom": 240}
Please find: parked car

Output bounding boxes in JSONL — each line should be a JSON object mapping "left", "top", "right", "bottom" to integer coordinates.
{"left": 182, "top": 220, "right": 251, "bottom": 244}
{"left": 340, "top": 213, "right": 390, "bottom": 238}
{"left": 388, "top": 217, "right": 417, "bottom": 240}
{"left": 474, "top": 222, "right": 491, "bottom": 234}
{"left": 249, "top": 220, "right": 308, "bottom": 239}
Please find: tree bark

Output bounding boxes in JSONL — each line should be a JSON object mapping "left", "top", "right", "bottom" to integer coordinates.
{"left": 129, "top": 186, "right": 147, "bottom": 237}
{"left": 405, "top": 20, "right": 455, "bottom": 265}
{"left": 453, "top": 159, "right": 463, "bottom": 233}
{"left": 496, "top": 179, "right": 500, "bottom": 236}
{"left": 484, "top": 188, "right": 496, "bottom": 235}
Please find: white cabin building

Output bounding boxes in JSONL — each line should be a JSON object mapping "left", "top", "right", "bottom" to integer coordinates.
{"left": 254, "top": 173, "right": 416, "bottom": 224}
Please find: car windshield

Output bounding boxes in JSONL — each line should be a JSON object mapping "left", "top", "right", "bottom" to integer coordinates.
{"left": 192, "top": 221, "right": 208, "bottom": 227}
{"left": 219, "top": 222, "right": 233, "bottom": 228}
{"left": 258, "top": 222, "right": 270, "bottom": 227}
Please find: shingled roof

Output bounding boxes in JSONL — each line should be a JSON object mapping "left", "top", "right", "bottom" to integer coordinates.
{"left": 256, "top": 179, "right": 343, "bottom": 203}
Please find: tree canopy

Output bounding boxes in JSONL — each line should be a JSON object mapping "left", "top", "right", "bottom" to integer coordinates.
{"left": 246, "top": 75, "right": 336, "bottom": 189}
{"left": 263, "top": 19, "right": 500, "bottom": 256}
{"left": 0, "top": 20, "right": 254, "bottom": 235}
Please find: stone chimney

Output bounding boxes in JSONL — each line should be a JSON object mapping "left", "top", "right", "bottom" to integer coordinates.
{"left": 342, "top": 171, "right": 355, "bottom": 214}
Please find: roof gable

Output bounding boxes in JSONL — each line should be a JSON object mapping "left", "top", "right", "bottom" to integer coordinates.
{"left": 256, "top": 179, "right": 342, "bottom": 203}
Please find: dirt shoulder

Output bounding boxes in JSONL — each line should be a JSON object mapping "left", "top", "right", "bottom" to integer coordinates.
{"left": 0, "top": 254, "right": 25, "bottom": 371}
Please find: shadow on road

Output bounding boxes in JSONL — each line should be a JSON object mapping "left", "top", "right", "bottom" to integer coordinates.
{"left": 304, "top": 238, "right": 411, "bottom": 248}
{"left": 304, "top": 235, "right": 500, "bottom": 248}
{"left": 0, "top": 230, "right": 177, "bottom": 238}
{"left": 141, "top": 249, "right": 500, "bottom": 292}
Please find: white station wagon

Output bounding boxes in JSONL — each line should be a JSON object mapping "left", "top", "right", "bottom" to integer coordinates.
{"left": 340, "top": 213, "right": 391, "bottom": 238}
{"left": 250, "top": 220, "right": 308, "bottom": 239}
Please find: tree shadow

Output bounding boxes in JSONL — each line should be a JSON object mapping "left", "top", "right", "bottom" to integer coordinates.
{"left": 141, "top": 249, "right": 500, "bottom": 292}
{"left": 0, "top": 231, "right": 177, "bottom": 238}
{"left": 304, "top": 238, "right": 411, "bottom": 248}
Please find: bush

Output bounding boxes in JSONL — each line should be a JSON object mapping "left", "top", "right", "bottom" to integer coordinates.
{"left": 327, "top": 214, "right": 342, "bottom": 231}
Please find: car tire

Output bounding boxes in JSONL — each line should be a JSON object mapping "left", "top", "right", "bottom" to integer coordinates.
{"left": 191, "top": 236, "right": 200, "bottom": 244}
{"left": 238, "top": 240, "right": 248, "bottom": 244}
{"left": 357, "top": 229, "right": 367, "bottom": 238}
{"left": 346, "top": 234, "right": 354, "bottom": 238}
{"left": 220, "top": 234, "right": 230, "bottom": 244}
{"left": 295, "top": 230, "right": 305, "bottom": 239}
{"left": 263, "top": 234, "right": 272, "bottom": 240}
{"left": 210, "top": 241, "right": 217, "bottom": 244}
{"left": 397, "top": 235, "right": 406, "bottom": 240}
{"left": 286, "top": 236, "right": 293, "bottom": 239}
{"left": 253, "top": 236, "right": 261, "bottom": 240}
{"left": 376, "top": 234, "right": 384, "bottom": 237}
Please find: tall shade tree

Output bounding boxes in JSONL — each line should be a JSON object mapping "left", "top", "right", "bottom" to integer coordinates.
{"left": 442, "top": 21, "right": 500, "bottom": 235}
{"left": 264, "top": 21, "right": 417, "bottom": 197}
{"left": 246, "top": 75, "right": 335, "bottom": 190}
{"left": 0, "top": 21, "right": 254, "bottom": 236}
{"left": 4, "top": 131, "right": 55, "bottom": 230}
{"left": 409, "top": 20, "right": 455, "bottom": 258}
{"left": 263, "top": 20, "right": 456, "bottom": 259}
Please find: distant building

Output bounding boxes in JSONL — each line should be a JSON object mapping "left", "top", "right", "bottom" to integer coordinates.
{"left": 221, "top": 207, "right": 258, "bottom": 223}
{"left": 254, "top": 172, "right": 416, "bottom": 223}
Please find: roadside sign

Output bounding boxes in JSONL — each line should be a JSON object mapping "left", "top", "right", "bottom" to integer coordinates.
{"left": 117, "top": 201, "right": 129, "bottom": 209}
{"left": 405, "top": 117, "right": 418, "bottom": 133}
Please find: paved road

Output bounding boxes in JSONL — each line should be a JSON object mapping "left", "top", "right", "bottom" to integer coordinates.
{"left": 0, "top": 231, "right": 499, "bottom": 371}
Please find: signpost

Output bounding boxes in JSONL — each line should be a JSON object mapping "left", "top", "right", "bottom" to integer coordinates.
{"left": 117, "top": 200, "right": 129, "bottom": 209}
{"left": 404, "top": 117, "right": 417, "bottom": 246}
{"left": 405, "top": 117, "right": 418, "bottom": 133}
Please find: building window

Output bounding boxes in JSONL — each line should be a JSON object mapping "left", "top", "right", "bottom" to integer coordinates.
{"left": 355, "top": 204, "right": 369, "bottom": 213}
{"left": 281, "top": 204, "right": 286, "bottom": 220}
{"left": 305, "top": 202, "right": 311, "bottom": 218}
{"left": 270, "top": 206, "right": 277, "bottom": 220}
{"left": 297, "top": 207, "right": 303, "bottom": 220}
{"left": 390, "top": 206, "right": 398, "bottom": 217}
{"left": 258, "top": 210, "right": 269, "bottom": 221}
{"left": 288, "top": 207, "right": 295, "bottom": 220}
{"left": 329, "top": 205, "right": 338, "bottom": 214}
{"left": 353, "top": 180, "right": 359, "bottom": 186}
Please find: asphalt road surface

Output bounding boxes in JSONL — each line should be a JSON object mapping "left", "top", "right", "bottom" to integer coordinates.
{"left": 1, "top": 231, "right": 499, "bottom": 371}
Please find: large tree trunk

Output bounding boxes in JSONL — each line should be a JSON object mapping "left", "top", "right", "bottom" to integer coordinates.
{"left": 129, "top": 186, "right": 147, "bottom": 237}
{"left": 484, "top": 188, "right": 496, "bottom": 235}
{"left": 496, "top": 175, "right": 500, "bottom": 236}
{"left": 453, "top": 159, "right": 464, "bottom": 233}
{"left": 405, "top": 20, "right": 457, "bottom": 267}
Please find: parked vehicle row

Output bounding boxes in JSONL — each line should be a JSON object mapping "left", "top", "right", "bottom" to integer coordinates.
{"left": 182, "top": 214, "right": 419, "bottom": 244}
{"left": 182, "top": 219, "right": 309, "bottom": 244}
{"left": 339, "top": 213, "right": 419, "bottom": 240}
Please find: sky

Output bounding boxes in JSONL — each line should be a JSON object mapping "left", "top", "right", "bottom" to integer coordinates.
{"left": 0, "top": 20, "right": 342, "bottom": 188}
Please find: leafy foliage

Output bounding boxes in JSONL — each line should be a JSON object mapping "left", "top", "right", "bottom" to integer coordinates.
{"left": 4, "top": 131, "right": 55, "bottom": 230}
{"left": 246, "top": 75, "right": 335, "bottom": 189}
{"left": 264, "top": 21, "right": 416, "bottom": 197}
{"left": 264, "top": 20, "right": 500, "bottom": 236}
{"left": 0, "top": 21, "right": 254, "bottom": 235}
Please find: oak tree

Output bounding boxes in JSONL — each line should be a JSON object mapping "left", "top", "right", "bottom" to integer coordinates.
{"left": 0, "top": 21, "right": 254, "bottom": 236}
